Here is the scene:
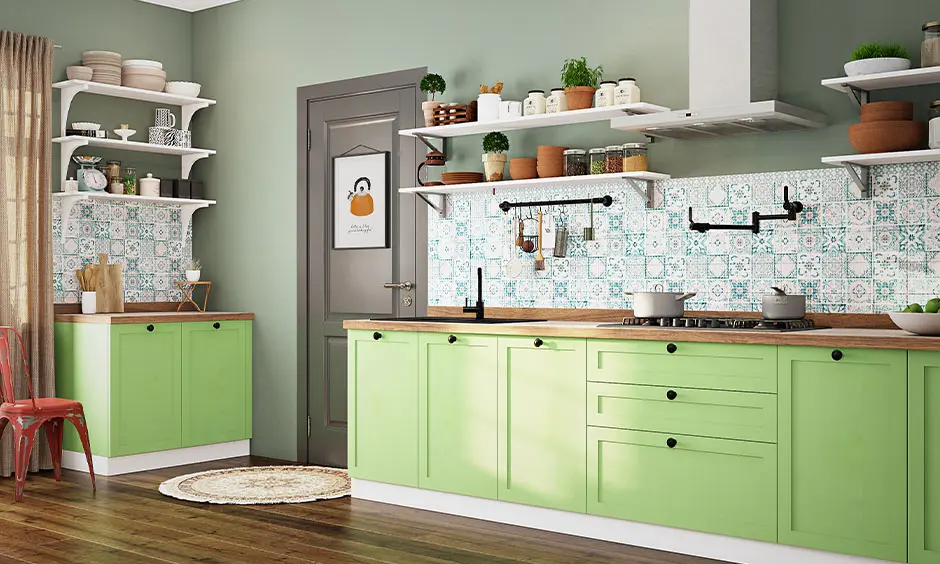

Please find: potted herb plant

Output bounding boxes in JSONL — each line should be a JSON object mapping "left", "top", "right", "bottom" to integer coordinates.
{"left": 561, "top": 57, "right": 604, "bottom": 111}
{"left": 845, "top": 42, "right": 911, "bottom": 76}
{"left": 482, "top": 132, "right": 509, "bottom": 182}
{"left": 420, "top": 73, "right": 447, "bottom": 126}
{"left": 185, "top": 258, "right": 202, "bottom": 282}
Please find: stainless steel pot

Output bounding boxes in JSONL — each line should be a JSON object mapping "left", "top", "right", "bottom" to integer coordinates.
{"left": 762, "top": 287, "right": 806, "bottom": 320}
{"left": 626, "top": 287, "right": 697, "bottom": 319}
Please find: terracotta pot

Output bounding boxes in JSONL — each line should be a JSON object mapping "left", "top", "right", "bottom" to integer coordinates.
{"left": 482, "top": 153, "right": 507, "bottom": 182}
{"left": 849, "top": 120, "right": 927, "bottom": 153}
{"left": 509, "top": 158, "right": 538, "bottom": 180}
{"left": 564, "top": 87, "right": 596, "bottom": 110}
{"left": 422, "top": 101, "right": 443, "bottom": 126}
{"left": 861, "top": 101, "right": 914, "bottom": 123}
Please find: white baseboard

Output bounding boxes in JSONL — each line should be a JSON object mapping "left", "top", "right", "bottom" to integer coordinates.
{"left": 353, "top": 480, "right": 894, "bottom": 564}
{"left": 62, "top": 440, "right": 251, "bottom": 476}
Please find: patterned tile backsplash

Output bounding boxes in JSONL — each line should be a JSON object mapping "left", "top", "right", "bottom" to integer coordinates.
{"left": 427, "top": 163, "right": 940, "bottom": 314}
{"left": 53, "top": 198, "right": 192, "bottom": 304}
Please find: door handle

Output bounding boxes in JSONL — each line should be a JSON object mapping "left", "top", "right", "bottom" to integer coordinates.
{"left": 383, "top": 281, "right": 413, "bottom": 291}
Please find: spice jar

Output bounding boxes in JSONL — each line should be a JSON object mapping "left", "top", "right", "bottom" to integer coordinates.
{"left": 106, "top": 160, "right": 123, "bottom": 194}
{"left": 622, "top": 143, "right": 649, "bottom": 172}
{"left": 524, "top": 90, "right": 547, "bottom": 116}
{"left": 614, "top": 78, "right": 641, "bottom": 105}
{"left": 546, "top": 88, "right": 567, "bottom": 113}
{"left": 563, "top": 149, "right": 588, "bottom": 176}
{"left": 924, "top": 22, "right": 940, "bottom": 67}
{"left": 589, "top": 148, "right": 606, "bottom": 174}
{"left": 930, "top": 100, "right": 940, "bottom": 149}
{"left": 605, "top": 145, "right": 623, "bottom": 173}
{"left": 595, "top": 81, "right": 617, "bottom": 107}
{"left": 123, "top": 166, "right": 138, "bottom": 195}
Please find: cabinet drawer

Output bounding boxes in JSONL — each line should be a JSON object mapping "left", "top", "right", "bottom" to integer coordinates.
{"left": 588, "top": 382, "right": 776, "bottom": 443}
{"left": 588, "top": 340, "right": 777, "bottom": 393}
{"left": 588, "top": 427, "right": 776, "bottom": 543}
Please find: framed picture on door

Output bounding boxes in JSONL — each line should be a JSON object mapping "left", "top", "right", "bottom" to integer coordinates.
{"left": 332, "top": 152, "right": 390, "bottom": 249}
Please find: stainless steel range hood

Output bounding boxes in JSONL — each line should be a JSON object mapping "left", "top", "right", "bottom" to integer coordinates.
{"left": 611, "top": 0, "right": 827, "bottom": 139}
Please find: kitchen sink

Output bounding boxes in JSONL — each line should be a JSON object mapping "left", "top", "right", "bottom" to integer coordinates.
{"left": 370, "top": 316, "right": 545, "bottom": 324}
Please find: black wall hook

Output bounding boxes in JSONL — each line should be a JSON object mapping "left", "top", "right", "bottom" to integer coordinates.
{"left": 689, "top": 185, "right": 803, "bottom": 234}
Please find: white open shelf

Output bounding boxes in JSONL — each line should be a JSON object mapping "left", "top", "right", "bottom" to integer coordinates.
{"left": 399, "top": 103, "right": 670, "bottom": 139}
{"left": 821, "top": 66, "right": 940, "bottom": 94}
{"left": 53, "top": 192, "right": 215, "bottom": 245}
{"left": 53, "top": 80, "right": 216, "bottom": 136}
{"left": 54, "top": 136, "right": 215, "bottom": 181}
{"left": 822, "top": 149, "right": 940, "bottom": 198}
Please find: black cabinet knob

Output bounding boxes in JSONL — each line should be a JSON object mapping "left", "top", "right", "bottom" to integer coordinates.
{"left": 666, "top": 438, "right": 678, "bottom": 449}
{"left": 666, "top": 343, "right": 677, "bottom": 354}
{"left": 666, "top": 389, "right": 678, "bottom": 401}
{"left": 373, "top": 332, "right": 382, "bottom": 341}
{"left": 448, "top": 335, "right": 457, "bottom": 344}
{"left": 146, "top": 324, "right": 154, "bottom": 332}
{"left": 832, "top": 350, "right": 843, "bottom": 361}
{"left": 213, "top": 322, "right": 221, "bottom": 330}
{"left": 534, "top": 338, "right": 544, "bottom": 348}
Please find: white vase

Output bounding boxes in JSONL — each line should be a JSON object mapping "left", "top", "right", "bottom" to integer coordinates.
{"left": 81, "top": 292, "right": 97, "bottom": 314}
{"left": 482, "top": 153, "right": 507, "bottom": 182}
{"left": 185, "top": 269, "right": 201, "bottom": 282}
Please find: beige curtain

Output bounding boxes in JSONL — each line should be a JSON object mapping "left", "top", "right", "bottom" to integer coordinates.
{"left": 0, "top": 30, "right": 55, "bottom": 477}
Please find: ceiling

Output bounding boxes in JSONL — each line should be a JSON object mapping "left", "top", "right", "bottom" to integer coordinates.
{"left": 134, "top": 0, "right": 242, "bottom": 12}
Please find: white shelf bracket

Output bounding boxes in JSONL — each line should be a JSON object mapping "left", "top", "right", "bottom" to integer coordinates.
{"left": 841, "top": 163, "right": 871, "bottom": 198}
{"left": 415, "top": 193, "right": 447, "bottom": 218}
{"left": 59, "top": 138, "right": 90, "bottom": 184}
{"left": 846, "top": 86, "right": 869, "bottom": 107}
{"left": 181, "top": 152, "right": 211, "bottom": 180}
{"left": 57, "top": 193, "right": 88, "bottom": 239}
{"left": 58, "top": 83, "right": 90, "bottom": 136}
{"left": 180, "top": 202, "right": 210, "bottom": 244}
{"left": 181, "top": 102, "right": 211, "bottom": 132}
{"left": 624, "top": 178, "right": 655, "bottom": 208}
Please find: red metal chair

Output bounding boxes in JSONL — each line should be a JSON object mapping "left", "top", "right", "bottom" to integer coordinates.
{"left": 0, "top": 326, "right": 95, "bottom": 501}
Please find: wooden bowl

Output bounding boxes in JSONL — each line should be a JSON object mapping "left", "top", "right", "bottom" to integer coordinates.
{"left": 860, "top": 101, "right": 914, "bottom": 123}
{"left": 848, "top": 120, "right": 927, "bottom": 153}
{"left": 510, "top": 158, "right": 537, "bottom": 180}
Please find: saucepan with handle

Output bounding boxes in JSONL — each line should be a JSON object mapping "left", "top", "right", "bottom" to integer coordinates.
{"left": 762, "top": 286, "right": 806, "bottom": 320}
{"left": 626, "top": 284, "right": 697, "bottom": 319}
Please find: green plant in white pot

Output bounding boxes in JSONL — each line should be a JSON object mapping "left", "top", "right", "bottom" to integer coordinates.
{"left": 844, "top": 42, "right": 911, "bottom": 76}
{"left": 420, "top": 73, "right": 446, "bottom": 126}
{"left": 482, "top": 132, "right": 509, "bottom": 182}
{"left": 185, "top": 258, "right": 202, "bottom": 282}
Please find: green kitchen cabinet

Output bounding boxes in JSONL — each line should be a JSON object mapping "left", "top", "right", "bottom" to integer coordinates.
{"left": 348, "top": 330, "right": 419, "bottom": 487}
{"left": 588, "top": 427, "right": 776, "bottom": 542}
{"left": 497, "top": 336, "right": 587, "bottom": 513}
{"left": 910, "top": 351, "right": 940, "bottom": 564}
{"left": 181, "top": 320, "right": 252, "bottom": 447}
{"left": 418, "top": 333, "right": 498, "bottom": 499}
{"left": 778, "top": 346, "right": 907, "bottom": 562}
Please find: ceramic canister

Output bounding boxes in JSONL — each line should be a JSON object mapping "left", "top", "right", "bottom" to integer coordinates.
{"left": 149, "top": 126, "right": 174, "bottom": 145}
{"left": 140, "top": 173, "right": 160, "bottom": 197}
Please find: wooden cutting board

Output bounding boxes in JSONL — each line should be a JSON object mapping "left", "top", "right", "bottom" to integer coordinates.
{"left": 92, "top": 253, "right": 124, "bottom": 313}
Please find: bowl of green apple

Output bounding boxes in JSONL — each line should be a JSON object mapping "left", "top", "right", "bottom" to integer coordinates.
{"left": 890, "top": 299, "right": 940, "bottom": 335}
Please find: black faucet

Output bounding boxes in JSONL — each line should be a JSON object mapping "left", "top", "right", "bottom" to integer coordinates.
{"left": 463, "top": 267, "right": 485, "bottom": 320}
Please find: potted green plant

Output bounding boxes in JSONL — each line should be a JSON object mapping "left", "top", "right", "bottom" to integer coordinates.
{"left": 185, "top": 258, "right": 202, "bottom": 282}
{"left": 845, "top": 42, "right": 911, "bottom": 76}
{"left": 561, "top": 57, "right": 604, "bottom": 111}
{"left": 482, "top": 132, "right": 510, "bottom": 182}
{"left": 420, "top": 73, "right": 447, "bottom": 126}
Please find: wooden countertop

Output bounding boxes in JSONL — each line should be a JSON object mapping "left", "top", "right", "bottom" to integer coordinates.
{"left": 55, "top": 312, "right": 254, "bottom": 324}
{"left": 343, "top": 319, "right": 940, "bottom": 351}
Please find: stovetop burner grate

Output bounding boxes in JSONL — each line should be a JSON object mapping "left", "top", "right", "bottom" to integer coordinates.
{"left": 602, "top": 317, "right": 824, "bottom": 332}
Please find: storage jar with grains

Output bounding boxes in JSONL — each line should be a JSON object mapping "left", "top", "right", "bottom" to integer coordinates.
{"left": 930, "top": 100, "right": 940, "bottom": 149}
{"left": 595, "top": 81, "right": 617, "bottom": 107}
{"left": 106, "top": 160, "right": 122, "bottom": 194}
{"left": 622, "top": 143, "right": 649, "bottom": 172}
{"left": 563, "top": 149, "right": 587, "bottom": 176}
{"left": 605, "top": 145, "right": 623, "bottom": 173}
{"left": 546, "top": 88, "right": 567, "bottom": 113}
{"left": 614, "top": 78, "right": 641, "bottom": 105}
{"left": 524, "top": 90, "right": 546, "bottom": 116}
{"left": 923, "top": 22, "right": 940, "bottom": 67}
{"left": 589, "top": 148, "right": 606, "bottom": 174}
{"left": 123, "top": 166, "right": 138, "bottom": 195}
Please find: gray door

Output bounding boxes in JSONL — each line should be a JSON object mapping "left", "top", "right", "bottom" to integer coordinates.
{"left": 300, "top": 71, "right": 425, "bottom": 467}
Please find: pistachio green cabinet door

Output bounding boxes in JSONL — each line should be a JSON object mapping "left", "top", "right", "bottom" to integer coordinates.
{"left": 110, "top": 323, "right": 182, "bottom": 456}
{"left": 348, "top": 330, "right": 418, "bottom": 487}
{"left": 498, "top": 336, "right": 587, "bottom": 513}
{"left": 910, "top": 351, "right": 940, "bottom": 564}
{"left": 418, "top": 333, "right": 498, "bottom": 499}
{"left": 181, "top": 321, "right": 252, "bottom": 447}
{"left": 779, "top": 346, "right": 907, "bottom": 562}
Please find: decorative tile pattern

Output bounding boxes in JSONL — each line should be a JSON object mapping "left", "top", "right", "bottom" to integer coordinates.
{"left": 53, "top": 199, "right": 193, "bottom": 304}
{"left": 428, "top": 163, "right": 940, "bottom": 313}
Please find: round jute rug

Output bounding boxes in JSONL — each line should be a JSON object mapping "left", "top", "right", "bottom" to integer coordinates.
{"left": 158, "top": 465, "right": 350, "bottom": 505}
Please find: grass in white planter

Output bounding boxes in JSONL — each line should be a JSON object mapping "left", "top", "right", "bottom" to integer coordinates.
{"left": 845, "top": 42, "right": 911, "bottom": 76}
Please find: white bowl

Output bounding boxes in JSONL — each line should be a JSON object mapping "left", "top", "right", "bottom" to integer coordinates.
{"left": 165, "top": 81, "right": 202, "bottom": 97}
{"left": 71, "top": 122, "right": 101, "bottom": 131}
{"left": 888, "top": 312, "right": 940, "bottom": 335}
{"left": 844, "top": 57, "right": 912, "bottom": 77}
{"left": 122, "top": 59, "right": 163, "bottom": 69}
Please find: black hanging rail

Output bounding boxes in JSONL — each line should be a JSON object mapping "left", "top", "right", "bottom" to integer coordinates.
{"left": 499, "top": 195, "right": 613, "bottom": 213}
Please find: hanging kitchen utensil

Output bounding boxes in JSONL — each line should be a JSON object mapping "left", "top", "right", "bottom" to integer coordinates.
{"left": 505, "top": 214, "right": 524, "bottom": 279}
{"left": 519, "top": 213, "right": 538, "bottom": 254}
{"left": 515, "top": 209, "right": 524, "bottom": 247}
{"left": 584, "top": 200, "right": 595, "bottom": 241}
{"left": 535, "top": 210, "right": 546, "bottom": 271}
{"left": 553, "top": 208, "right": 569, "bottom": 258}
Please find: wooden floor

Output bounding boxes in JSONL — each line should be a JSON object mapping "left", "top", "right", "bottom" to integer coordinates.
{"left": 0, "top": 456, "right": 729, "bottom": 564}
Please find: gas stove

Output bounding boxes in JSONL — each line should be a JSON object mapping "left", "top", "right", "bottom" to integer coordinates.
{"left": 599, "top": 317, "right": 824, "bottom": 332}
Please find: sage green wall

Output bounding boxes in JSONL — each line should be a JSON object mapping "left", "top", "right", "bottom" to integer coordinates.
{"left": 190, "top": 0, "right": 939, "bottom": 461}
{"left": 0, "top": 0, "right": 193, "bottom": 187}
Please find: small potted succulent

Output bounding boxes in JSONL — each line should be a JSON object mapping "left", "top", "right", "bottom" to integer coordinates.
{"left": 845, "top": 42, "right": 911, "bottom": 76}
{"left": 482, "top": 132, "right": 509, "bottom": 182}
{"left": 420, "top": 73, "right": 447, "bottom": 126}
{"left": 561, "top": 57, "right": 604, "bottom": 111}
{"left": 185, "top": 258, "right": 202, "bottom": 282}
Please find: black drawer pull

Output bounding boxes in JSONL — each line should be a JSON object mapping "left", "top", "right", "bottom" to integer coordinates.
{"left": 666, "top": 438, "right": 678, "bottom": 449}
{"left": 666, "top": 389, "right": 678, "bottom": 401}
{"left": 534, "top": 338, "right": 543, "bottom": 348}
{"left": 831, "top": 349, "right": 843, "bottom": 361}
{"left": 666, "top": 343, "right": 677, "bottom": 354}
{"left": 448, "top": 335, "right": 457, "bottom": 344}
{"left": 146, "top": 324, "right": 154, "bottom": 332}
{"left": 213, "top": 322, "right": 221, "bottom": 330}
{"left": 373, "top": 332, "right": 382, "bottom": 341}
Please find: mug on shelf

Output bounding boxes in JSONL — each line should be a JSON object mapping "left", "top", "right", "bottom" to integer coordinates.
{"left": 149, "top": 126, "right": 175, "bottom": 146}
{"left": 154, "top": 108, "right": 177, "bottom": 128}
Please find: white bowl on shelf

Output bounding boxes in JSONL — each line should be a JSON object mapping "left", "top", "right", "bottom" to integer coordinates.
{"left": 888, "top": 312, "right": 940, "bottom": 336}
{"left": 164, "top": 81, "right": 202, "bottom": 97}
{"left": 844, "top": 57, "right": 912, "bottom": 77}
{"left": 71, "top": 122, "right": 101, "bottom": 131}
{"left": 122, "top": 59, "right": 163, "bottom": 69}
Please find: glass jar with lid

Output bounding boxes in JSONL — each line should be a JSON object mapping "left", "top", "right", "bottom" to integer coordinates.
{"left": 546, "top": 88, "right": 567, "bottom": 113}
{"left": 524, "top": 90, "right": 547, "bottom": 116}
{"left": 622, "top": 143, "right": 649, "bottom": 172}
{"left": 106, "top": 160, "right": 122, "bottom": 194}
{"left": 595, "top": 81, "right": 617, "bottom": 107}
{"left": 605, "top": 145, "right": 623, "bottom": 173}
{"left": 924, "top": 21, "right": 940, "bottom": 67}
{"left": 614, "top": 78, "right": 641, "bottom": 105}
{"left": 930, "top": 100, "right": 940, "bottom": 149}
{"left": 563, "top": 149, "right": 588, "bottom": 176}
{"left": 123, "top": 166, "right": 138, "bottom": 195}
{"left": 589, "top": 148, "right": 606, "bottom": 174}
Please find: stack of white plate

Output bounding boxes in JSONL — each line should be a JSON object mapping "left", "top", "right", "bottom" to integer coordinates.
{"left": 122, "top": 60, "right": 166, "bottom": 92}
{"left": 82, "top": 51, "right": 122, "bottom": 86}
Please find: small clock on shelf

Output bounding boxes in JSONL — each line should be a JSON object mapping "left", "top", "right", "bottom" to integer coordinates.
{"left": 72, "top": 155, "right": 108, "bottom": 192}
